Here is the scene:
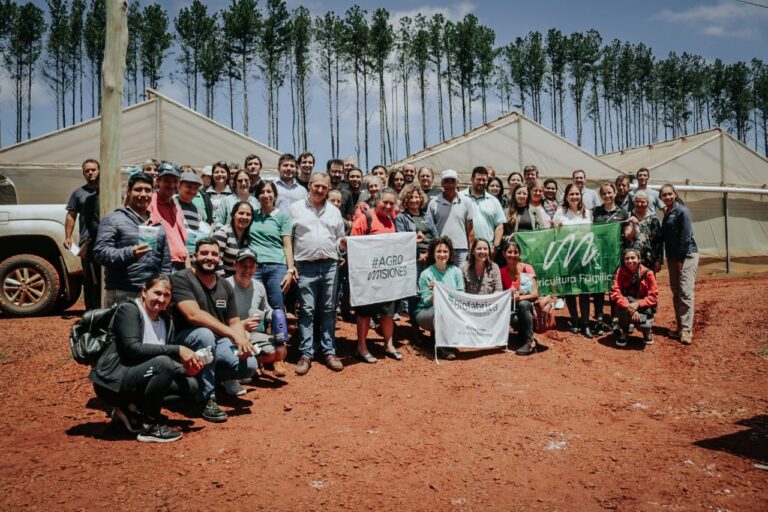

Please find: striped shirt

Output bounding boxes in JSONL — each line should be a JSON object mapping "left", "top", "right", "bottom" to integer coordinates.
{"left": 213, "top": 224, "right": 249, "bottom": 277}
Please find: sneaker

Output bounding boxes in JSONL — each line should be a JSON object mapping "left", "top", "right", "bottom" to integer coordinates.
{"left": 437, "top": 347, "right": 457, "bottom": 360}
{"left": 137, "top": 423, "right": 183, "bottom": 443}
{"left": 680, "top": 330, "right": 693, "bottom": 345}
{"left": 223, "top": 379, "right": 246, "bottom": 396}
{"left": 295, "top": 355, "right": 311, "bottom": 376}
{"left": 642, "top": 329, "right": 654, "bottom": 345}
{"left": 201, "top": 395, "right": 227, "bottom": 423}
{"left": 615, "top": 335, "right": 628, "bottom": 348}
{"left": 273, "top": 360, "right": 288, "bottom": 377}
{"left": 393, "top": 313, "right": 401, "bottom": 321}
{"left": 325, "top": 354, "right": 344, "bottom": 372}
{"left": 554, "top": 298, "right": 565, "bottom": 310}
{"left": 111, "top": 406, "right": 146, "bottom": 433}
{"left": 594, "top": 321, "right": 608, "bottom": 336}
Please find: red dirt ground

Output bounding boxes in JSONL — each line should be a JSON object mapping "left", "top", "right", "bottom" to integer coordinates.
{"left": 1, "top": 273, "right": 767, "bottom": 511}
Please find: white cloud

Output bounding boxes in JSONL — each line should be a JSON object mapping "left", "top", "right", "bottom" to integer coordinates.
{"left": 389, "top": 2, "right": 476, "bottom": 25}
{"left": 657, "top": 1, "right": 768, "bottom": 40}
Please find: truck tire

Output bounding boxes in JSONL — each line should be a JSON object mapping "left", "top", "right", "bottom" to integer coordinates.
{"left": 0, "top": 254, "right": 61, "bottom": 316}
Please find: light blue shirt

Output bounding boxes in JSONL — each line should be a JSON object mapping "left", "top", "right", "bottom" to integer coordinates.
{"left": 459, "top": 188, "right": 505, "bottom": 244}
{"left": 275, "top": 179, "right": 308, "bottom": 211}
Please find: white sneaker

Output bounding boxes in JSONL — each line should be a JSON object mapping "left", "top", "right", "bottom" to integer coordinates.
{"left": 554, "top": 298, "right": 565, "bottom": 310}
{"left": 223, "top": 379, "right": 246, "bottom": 396}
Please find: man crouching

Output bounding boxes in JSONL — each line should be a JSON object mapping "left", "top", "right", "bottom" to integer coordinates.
{"left": 171, "top": 238, "right": 258, "bottom": 422}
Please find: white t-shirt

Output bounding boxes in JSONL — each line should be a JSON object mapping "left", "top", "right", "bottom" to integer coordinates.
{"left": 136, "top": 298, "right": 167, "bottom": 345}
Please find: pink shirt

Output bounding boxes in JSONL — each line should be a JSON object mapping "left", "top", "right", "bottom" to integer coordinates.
{"left": 149, "top": 195, "right": 188, "bottom": 264}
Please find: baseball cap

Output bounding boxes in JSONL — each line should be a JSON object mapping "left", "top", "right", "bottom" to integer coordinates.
{"left": 180, "top": 171, "right": 203, "bottom": 186}
{"left": 441, "top": 169, "right": 459, "bottom": 182}
{"left": 158, "top": 162, "right": 180, "bottom": 178}
{"left": 235, "top": 247, "right": 258, "bottom": 264}
{"left": 201, "top": 165, "right": 213, "bottom": 176}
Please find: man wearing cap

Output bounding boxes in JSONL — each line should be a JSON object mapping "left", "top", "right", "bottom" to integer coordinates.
{"left": 460, "top": 166, "right": 504, "bottom": 255}
{"left": 288, "top": 172, "right": 346, "bottom": 376}
{"left": 200, "top": 165, "right": 213, "bottom": 190}
{"left": 175, "top": 171, "right": 214, "bottom": 255}
{"left": 227, "top": 248, "right": 289, "bottom": 378}
{"left": 172, "top": 238, "right": 258, "bottom": 420}
{"left": 274, "top": 153, "right": 308, "bottom": 211}
{"left": 149, "top": 163, "right": 189, "bottom": 272}
{"left": 64, "top": 158, "right": 102, "bottom": 310}
{"left": 93, "top": 172, "right": 172, "bottom": 306}
{"left": 426, "top": 169, "right": 475, "bottom": 267}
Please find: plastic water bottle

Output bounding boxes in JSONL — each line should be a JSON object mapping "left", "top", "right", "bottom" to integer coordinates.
{"left": 194, "top": 346, "right": 214, "bottom": 365}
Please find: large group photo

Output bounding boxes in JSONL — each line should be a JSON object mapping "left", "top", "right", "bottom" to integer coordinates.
{"left": 1, "top": 0, "right": 767, "bottom": 510}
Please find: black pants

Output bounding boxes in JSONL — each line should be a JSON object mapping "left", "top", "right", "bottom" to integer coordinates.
{"left": 511, "top": 300, "right": 534, "bottom": 343}
{"left": 82, "top": 255, "right": 102, "bottom": 311}
{"left": 119, "top": 356, "right": 194, "bottom": 418}
{"left": 565, "top": 294, "right": 591, "bottom": 323}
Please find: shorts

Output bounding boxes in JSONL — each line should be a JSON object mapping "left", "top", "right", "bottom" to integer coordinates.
{"left": 355, "top": 300, "right": 397, "bottom": 318}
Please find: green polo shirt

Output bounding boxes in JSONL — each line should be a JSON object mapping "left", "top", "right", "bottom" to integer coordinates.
{"left": 248, "top": 208, "right": 293, "bottom": 265}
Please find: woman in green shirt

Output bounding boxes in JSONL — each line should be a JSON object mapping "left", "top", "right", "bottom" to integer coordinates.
{"left": 413, "top": 236, "right": 464, "bottom": 360}
{"left": 249, "top": 180, "right": 296, "bottom": 311}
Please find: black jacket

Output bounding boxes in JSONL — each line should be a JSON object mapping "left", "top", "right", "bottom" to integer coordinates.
{"left": 89, "top": 300, "right": 179, "bottom": 392}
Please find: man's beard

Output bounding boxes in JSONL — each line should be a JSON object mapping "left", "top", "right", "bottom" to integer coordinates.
{"left": 194, "top": 258, "right": 217, "bottom": 275}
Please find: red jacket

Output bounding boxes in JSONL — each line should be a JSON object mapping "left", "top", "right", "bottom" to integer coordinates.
{"left": 609, "top": 264, "right": 658, "bottom": 310}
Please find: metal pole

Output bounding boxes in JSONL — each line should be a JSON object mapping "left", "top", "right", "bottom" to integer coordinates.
{"left": 723, "top": 192, "right": 730, "bottom": 273}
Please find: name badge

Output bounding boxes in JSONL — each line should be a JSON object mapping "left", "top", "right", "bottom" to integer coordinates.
{"left": 216, "top": 300, "right": 227, "bottom": 308}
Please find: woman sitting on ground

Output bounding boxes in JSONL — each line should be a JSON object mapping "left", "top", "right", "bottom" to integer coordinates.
{"left": 461, "top": 238, "right": 502, "bottom": 295}
{"left": 609, "top": 247, "right": 658, "bottom": 347}
{"left": 499, "top": 241, "right": 540, "bottom": 355}
{"left": 350, "top": 188, "right": 402, "bottom": 363}
{"left": 89, "top": 274, "right": 203, "bottom": 443}
{"left": 413, "top": 236, "right": 465, "bottom": 360}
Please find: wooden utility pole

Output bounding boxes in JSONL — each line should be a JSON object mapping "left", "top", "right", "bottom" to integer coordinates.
{"left": 99, "top": 0, "right": 129, "bottom": 305}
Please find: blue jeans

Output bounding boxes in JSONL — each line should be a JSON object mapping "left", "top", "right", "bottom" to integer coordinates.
{"left": 454, "top": 249, "right": 468, "bottom": 268}
{"left": 174, "top": 327, "right": 257, "bottom": 402}
{"left": 295, "top": 259, "right": 338, "bottom": 359}
{"left": 256, "top": 262, "right": 288, "bottom": 310}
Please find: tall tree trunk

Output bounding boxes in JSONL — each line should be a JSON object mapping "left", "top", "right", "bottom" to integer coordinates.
{"left": 27, "top": 59, "right": 33, "bottom": 140}
{"left": 242, "top": 52, "right": 248, "bottom": 136}
{"left": 326, "top": 57, "right": 334, "bottom": 156}
{"left": 401, "top": 61, "right": 410, "bottom": 156}
{"left": 363, "top": 68, "right": 369, "bottom": 170}
{"left": 229, "top": 71, "right": 234, "bottom": 128}
{"left": 334, "top": 59, "right": 340, "bottom": 156}
{"left": 436, "top": 60, "right": 445, "bottom": 141}
{"left": 420, "top": 71, "right": 426, "bottom": 149}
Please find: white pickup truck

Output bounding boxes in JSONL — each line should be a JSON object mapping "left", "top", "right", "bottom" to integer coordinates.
{"left": 0, "top": 174, "right": 83, "bottom": 316}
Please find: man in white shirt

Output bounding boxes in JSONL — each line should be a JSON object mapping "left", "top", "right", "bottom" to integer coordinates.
{"left": 274, "top": 153, "right": 308, "bottom": 211}
{"left": 572, "top": 169, "right": 600, "bottom": 210}
{"left": 288, "top": 173, "right": 346, "bottom": 376}
{"left": 460, "top": 166, "right": 504, "bottom": 257}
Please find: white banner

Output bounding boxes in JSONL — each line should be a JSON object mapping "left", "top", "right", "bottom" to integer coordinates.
{"left": 347, "top": 232, "right": 417, "bottom": 307}
{"left": 434, "top": 282, "right": 511, "bottom": 348}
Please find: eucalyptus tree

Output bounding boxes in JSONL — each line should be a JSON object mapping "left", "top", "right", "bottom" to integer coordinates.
{"left": 315, "top": 11, "right": 341, "bottom": 155}
{"left": 452, "top": 14, "right": 479, "bottom": 131}
{"left": 545, "top": 28, "right": 567, "bottom": 135}
{"left": 501, "top": 39, "right": 526, "bottom": 115}
{"left": 289, "top": 6, "right": 312, "bottom": 151}
{"left": 474, "top": 25, "right": 496, "bottom": 124}
{"left": 567, "top": 29, "right": 601, "bottom": 147}
{"left": 83, "top": 0, "right": 104, "bottom": 115}
{"left": 394, "top": 15, "right": 412, "bottom": 155}
{"left": 443, "top": 19, "right": 456, "bottom": 137}
{"left": 199, "top": 18, "right": 226, "bottom": 118}
{"left": 67, "top": 0, "right": 85, "bottom": 121}
{"left": 752, "top": 59, "right": 768, "bottom": 155}
{"left": 140, "top": 3, "right": 172, "bottom": 91}
{"left": 175, "top": 0, "right": 215, "bottom": 110}
{"left": 125, "top": 1, "right": 142, "bottom": 103}
{"left": 369, "top": 8, "right": 393, "bottom": 162}
{"left": 342, "top": 5, "right": 369, "bottom": 166}
{"left": 727, "top": 61, "right": 752, "bottom": 142}
{"left": 0, "top": 0, "right": 16, "bottom": 145}
{"left": 411, "top": 14, "right": 430, "bottom": 149}
{"left": 709, "top": 58, "right": 729, "bottom": 131}
{"left": 44, "top": 0, "right": 70, "bottom": 128}
{"left": 428, "top": 13, "right": 446, "bottom": 141}
{"left": 523, "top": 31, "right": 546, "bottom": 124}
{"left": 4, "top": 1, "right": 45, "bottom": 141}
{"left": 258, "top": 0, "right": 290, "bottom": 148}
{"left": 222, "top": 0, "right": 260, "bottom": 136}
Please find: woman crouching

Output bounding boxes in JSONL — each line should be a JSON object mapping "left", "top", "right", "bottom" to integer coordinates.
{"left": 609, "top": 247, "right": 659, "bottom": 347}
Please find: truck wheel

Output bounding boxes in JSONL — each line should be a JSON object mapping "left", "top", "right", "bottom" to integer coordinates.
{"left": 0, "top": 254, "right": 61, "bottom": 316}
{"left": 54, "top": 274, "right": 82, "bottom": 312}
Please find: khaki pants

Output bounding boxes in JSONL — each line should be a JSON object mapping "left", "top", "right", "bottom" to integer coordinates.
{"left": 667, "top": 253, "right": 699, "bottom": 333}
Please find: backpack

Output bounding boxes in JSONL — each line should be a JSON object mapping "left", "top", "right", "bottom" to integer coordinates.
{"left": 533, "top": 295, "right": 556, "bottom": 334}
{"left": 69, "top": 303, "right": 121, "bottom": 366}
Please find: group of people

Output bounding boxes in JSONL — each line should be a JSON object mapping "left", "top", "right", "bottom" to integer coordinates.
{"left": 64, "top": 154, "right": 698, "bottom": 443}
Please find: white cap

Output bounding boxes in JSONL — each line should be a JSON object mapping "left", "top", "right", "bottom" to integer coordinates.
{"left": 441, "top": 169, "right": 459, "bottom": 182}
{"left": 201, "top": 165, "right": 213, "bottom": 176}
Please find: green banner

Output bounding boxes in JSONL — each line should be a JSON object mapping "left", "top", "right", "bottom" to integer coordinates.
{"left": 515, "top": 223, "right": 621, "bottom": 296}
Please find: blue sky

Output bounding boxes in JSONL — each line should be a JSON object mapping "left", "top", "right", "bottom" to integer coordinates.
{"left": 2, "top": 0, "right": 767, "bottom": 163}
